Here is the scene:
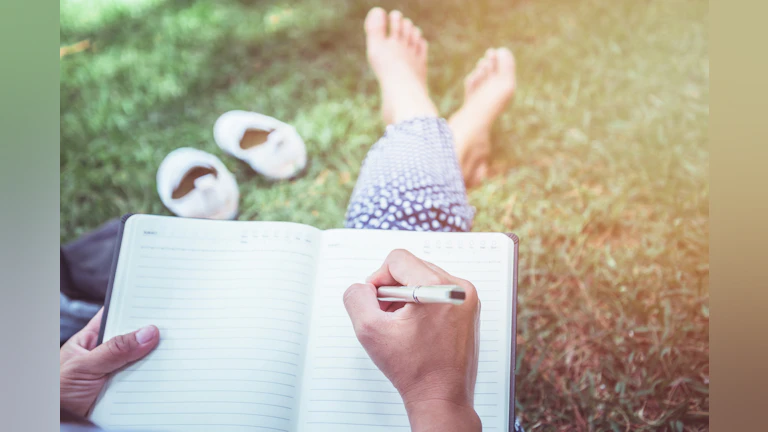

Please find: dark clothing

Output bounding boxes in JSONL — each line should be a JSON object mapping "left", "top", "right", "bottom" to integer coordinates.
{"left": 59, "top": 219, "right": 119, "bottom": 345}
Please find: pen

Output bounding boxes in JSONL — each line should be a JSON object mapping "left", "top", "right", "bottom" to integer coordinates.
{"left": 376, "top": 285, "right": 466, "bottom": 305}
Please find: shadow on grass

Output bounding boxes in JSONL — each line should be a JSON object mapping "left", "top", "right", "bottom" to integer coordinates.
{"left": 61, "top": 0, "right": 197, "bottom": 43}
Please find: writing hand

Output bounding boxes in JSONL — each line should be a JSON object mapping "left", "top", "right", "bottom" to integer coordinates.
{"left": 343, "top": 249, "right": 482, "bottom": 432}
{"left": 60, "top": 308, "right": 160, "bottom": 417}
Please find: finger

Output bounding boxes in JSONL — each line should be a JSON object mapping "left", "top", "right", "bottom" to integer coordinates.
{"left": 67, "top": 307, "right": 105, "bottom": 352}
{"left": 412, "top": 260, "right": 480, "bottom": 313}
{"left": 420, "top": 259, "right": 454, "bottom": 279}
{"left": 76, "top": 325, "right": 160, "bottom": 376}
{"left": 83, "top": 308, "right": 105, "bottom": 334}
{"left": 343, "top": 283, "right": 385, "bottom": 336}
{"left": 366, "top": 249, "right": 443, "bottom": 287}
{"left": 462, "top": 279, "right": 480, "bottom": 308}
{"left": 383, "top": 300, "right": 406, "bottom": 313}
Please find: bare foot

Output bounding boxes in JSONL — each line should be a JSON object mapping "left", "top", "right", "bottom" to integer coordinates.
{"left": 365, "top": 7, "right": 436, "bottom": 125}
{"left": 448, "top": 47, "right": 516, "bottom": 187}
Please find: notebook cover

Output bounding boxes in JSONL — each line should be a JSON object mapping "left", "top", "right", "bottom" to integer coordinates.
{"left": 506, "top": 232, "right": 519, "bottom": 431}
{"left": 96, "top": 213, "right": 134, "bottom": 345}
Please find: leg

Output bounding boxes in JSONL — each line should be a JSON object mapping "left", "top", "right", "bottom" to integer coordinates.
{"left": 345, "top": 8, "right": 474, "bottom": 232}
{"left": 449, "top": 48, "right": 517, "bottom": 187}
{"left": 345, "top": 117, "right": 475, "bottom": 232}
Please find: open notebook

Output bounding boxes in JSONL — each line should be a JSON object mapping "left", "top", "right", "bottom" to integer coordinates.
{"left": 91, "top": 214, "right": 519, "bottom": 431}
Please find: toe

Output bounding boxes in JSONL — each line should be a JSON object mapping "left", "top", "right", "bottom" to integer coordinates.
{"left": 364, "top": 7, "right": 387, "bottom": 39}
{"left": 389, "top": 10, "right": 403, "bottom": 39}
{"left": 472, "top": 163, "right": 489, "bottom": 186}
{"left": 466, "top": 63, "right": 483, "bottom": 90}
{"left": 477, "top": 57, "right": 492, "bottom": 79}
{"left": 466, "top": 56, "right": 486, "bottom": 90}
{"left": 495, "top": 47, "right": 516, "bottom": 90}
{"left": 402, "top": 18, "right": 414, "bottom": 42}
{"left": 496, "top": 47, "right": 516, "bottom": 74}
{"left": 465, "top": 72, "right": 478, "bottom": 92}
{"left": 487, "top": 49, "right": 499, "bottom": 72}
{"left": 411, "top": 26, "right": 423, "bottom": 47}
{"left": 417, "top": 39, "right": 428, "bottom": 57}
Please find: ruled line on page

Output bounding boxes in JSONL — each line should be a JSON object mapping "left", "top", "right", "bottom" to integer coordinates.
{"left": 109, "top": 412, "right": 291, "bottom": 421}
{"left": 312, "top": 356, "right": 371, "bottom": 361}
{"left": 137, "top": 264, "right": 311, "bottom": 274}
{"left": 308, "top": 410, "right": 406, "bottom": 416}
{"left": 150, "top": 347, "right": 300, "bottom": 355}
{"left": 311, "top": 377, "right": 390, "bottom": 383}
{"left": 136, "top": 275, "right": 308, "bottom": 283}
{"left": 132, "top": 358, "right": 299, "bottom": 366}
{"left": 321, "top": 261, "right": 502, "bottom": 271}
{"left": 313, "top": 366, "right": 379, "bottom": 371}
{"left": 115, "top": 390, "right": 294, "bottom": 398}
{"left": 313, "top": 345, "right": 365, "bottom": 350}
{"left": 149, "top": 326, "right": 304, "bottom": 335}
{"left": 119, "top": 379, "right": 296, "bottom": 388}
{"left": 305, "top": 421, "right": 408, "bottom": 428}
{"left": 314, "top": 334, "right": 500, "bottom": 344}
{"left": 139, "top": 255, "right": 311, "bottom": 263}
{"left": 107, "top": 423, "right": 288, "bottom": 431}
{"left": 132, "top": 293, "right": 309, "bottom": 305}
{"left": 124, "top": 368, "right": 297, "bottom": 377}
{"left": 310, "top": 399, "right": 402, "bottom": 405}
{"left": 320, "top": 257, "right": 384, "bottom": 262}
{"left": 320, "top": 275, "right": 376, "bottom": 281}
{"left": 139, "top": 246, "right": 313, "bottom": 257}
{"left": 309, "top": 389, "right": 399, "bottom": 394}
{"left": 112, "top": 401, "right": 293, "bottom": 409}
{"left": 427, "top": 259, "right": 502, "bottom": 264}
{"left": 132, "top": 287, "right": 310, "bottom": 296}
{"left": 129, "top": 316, "right": 304, "bottom": 325}
{"left": 154, "top": 336, "right": 301, "bottom": 345}
{"left": 128, "top": 305, "right": 305, "bottom": 314}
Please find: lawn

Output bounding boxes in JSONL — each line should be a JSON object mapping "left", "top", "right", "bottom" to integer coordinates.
{"left": 60, "top": 0, "right": 709, "bottom": 430}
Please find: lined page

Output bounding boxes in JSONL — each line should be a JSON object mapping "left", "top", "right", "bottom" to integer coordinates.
{"left": 298, "top": 229, "right": 514, "bottom": 431}
{"left": 90, "top": 215, "right": 321, "bottom": 432}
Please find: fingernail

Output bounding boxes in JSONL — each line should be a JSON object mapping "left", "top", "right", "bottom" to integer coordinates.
{"left": 135, "top": 325, "right": 157, "bottom": 344}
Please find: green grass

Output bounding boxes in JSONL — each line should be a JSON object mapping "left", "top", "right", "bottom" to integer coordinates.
{"left": 60, "top": 0, "right": 709, "bottom": 429}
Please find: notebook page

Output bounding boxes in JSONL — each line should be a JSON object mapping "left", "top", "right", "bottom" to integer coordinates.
{"left": 90, "top": 215, "right": 321, "bottom": 432}
{"left": 297, "top": 229, "right": 514, "bottom": 431}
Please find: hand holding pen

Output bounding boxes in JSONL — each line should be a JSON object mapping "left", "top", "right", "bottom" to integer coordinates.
{"left": 343, "top": 249, "right": 482, "bottom": 432}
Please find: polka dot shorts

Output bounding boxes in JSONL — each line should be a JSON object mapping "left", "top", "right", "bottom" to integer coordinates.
{"left": 345, "top": 117, "right": 475, "bottom": 232}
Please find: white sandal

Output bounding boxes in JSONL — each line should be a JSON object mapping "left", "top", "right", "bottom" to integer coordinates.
{"left": 156, "top": 148, "right": 239, "bottom": 220}
{"left": 213, "top": 110, "right": 307, "bottom": 180}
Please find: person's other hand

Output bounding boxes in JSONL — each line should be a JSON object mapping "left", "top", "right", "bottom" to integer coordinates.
{"left": 343, "top": 249, "right": 482, "bottom": 432}
{"left": 60, "top": 308, "right": 159, "bottom": 417}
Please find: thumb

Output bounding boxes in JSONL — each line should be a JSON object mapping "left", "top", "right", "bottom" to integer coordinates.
{"left": 77, "top": 325, "right": 160, "bottom": 376}
{"left": 343, "top": 283, "right": 384, "bottom": 333}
